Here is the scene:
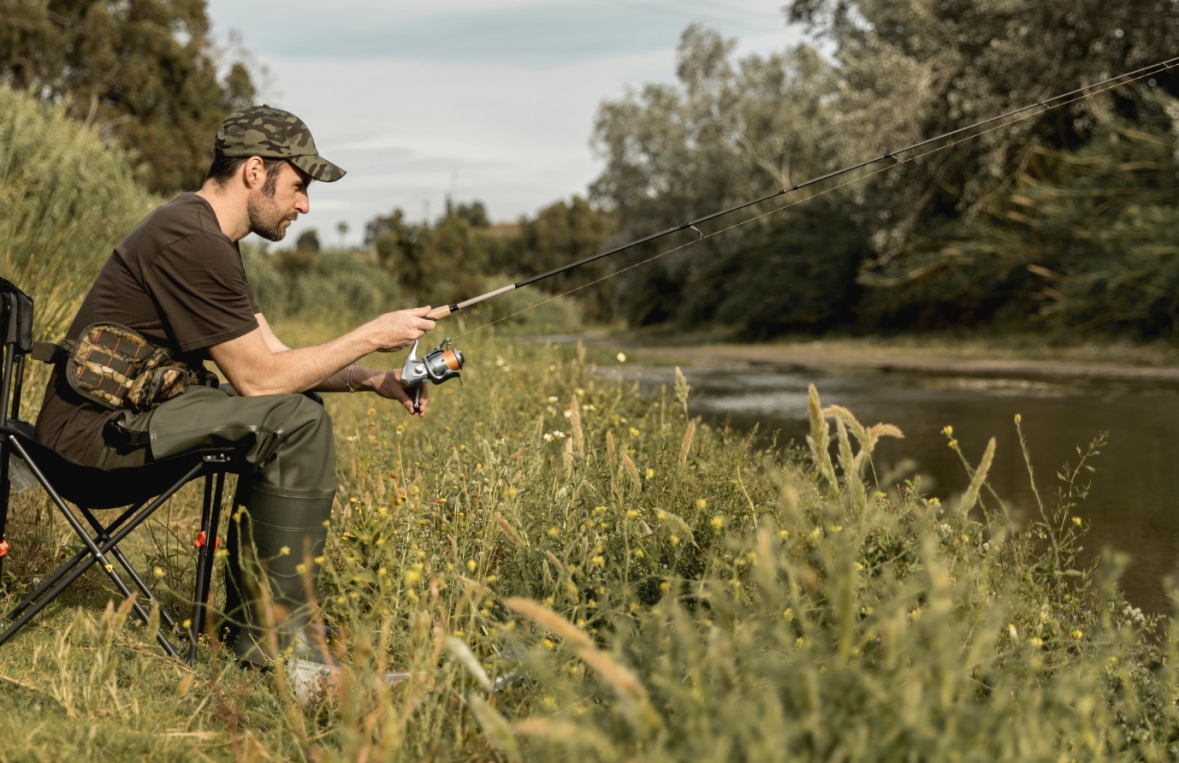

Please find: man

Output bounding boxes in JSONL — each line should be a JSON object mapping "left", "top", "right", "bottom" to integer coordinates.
{"left": 33, "top": 105, "right": 435, "bottom": 663}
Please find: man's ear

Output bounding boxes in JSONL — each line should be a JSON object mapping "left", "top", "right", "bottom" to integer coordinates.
{"left": 241, "top": 156, "right": 268, "bottom": 190}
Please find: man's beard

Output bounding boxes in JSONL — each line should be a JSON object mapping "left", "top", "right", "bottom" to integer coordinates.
{"left": 247, "top": 192, "right": 293, "bottom": 242}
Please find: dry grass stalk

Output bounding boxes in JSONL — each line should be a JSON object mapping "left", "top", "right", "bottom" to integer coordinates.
{"left": 680, "top": 420, "right": 696, "bottom": 466}
{"left": 807, "top": 385, "right": 837, "bottom": 487}
{"left": 576, "top": 646, "right": 649, "bottom": 703}
{"left": 445, "top": 637, "right": 494, "bottom": 693}
{"left": 467, "top": 693, "right": 521, "bottom": 761}
{"left": 505, "top": 597, "right": 594, "bottom": 650}
{"left": 958, "top": 437, "right": 996, "bottom": 514}
{"left": 496, "top": 515, "right": 527, "bottom": 548}
{"left": 514, "top": 718, "right": 619, "bottom": 759}
{"left": 621, "top": 451, "right": 642, "bottom": 492}
{"left": 571, "top": 396, "right": 584, "bottom": 457}
{"left": 563, "top": 437, "right": 574, "bottom": 478}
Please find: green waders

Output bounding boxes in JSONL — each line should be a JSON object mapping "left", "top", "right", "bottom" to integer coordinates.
{"left": 97, "top": 385, "right": 336, "bottom": 664}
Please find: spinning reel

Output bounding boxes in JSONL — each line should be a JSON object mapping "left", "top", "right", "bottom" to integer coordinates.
{"left": 399, "top": 337, "right": 465, "bottom": 413}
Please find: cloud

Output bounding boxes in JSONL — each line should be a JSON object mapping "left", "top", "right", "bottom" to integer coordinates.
{"left": 204, "top": 0, "right": 807, "bottom": 250}
{"left": 210, "top": 0, "right": 789, "bottom": 65}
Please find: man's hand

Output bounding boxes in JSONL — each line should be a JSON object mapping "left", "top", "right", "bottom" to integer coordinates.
{"left": 365, "top": 307, "right": 436, "bottom": 353}
{"left": 367, "top": 368, "right": 429, "bottom": 416}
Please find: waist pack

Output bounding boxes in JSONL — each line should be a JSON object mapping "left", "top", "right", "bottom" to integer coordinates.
{"left": 31, "top": 323, "right": 217, "bottom": 412}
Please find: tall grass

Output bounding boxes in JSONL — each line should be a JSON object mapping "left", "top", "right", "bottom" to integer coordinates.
{"left": 2, "top": 321, "right": 1174, "bottom": 761}
{"left": 0, "top": 85, "right": 157, "bottom": 341}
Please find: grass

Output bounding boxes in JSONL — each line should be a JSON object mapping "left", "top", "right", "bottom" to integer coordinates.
{"left": 2, "top": 318, "right": 1178, "bottom": 761}
{"left": 0, "top": 84, "right": 157, "bottom": 342}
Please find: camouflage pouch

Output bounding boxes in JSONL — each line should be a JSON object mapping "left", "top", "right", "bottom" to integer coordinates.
{"left": 32, "top": 323, "right": 217, "bottom": 412}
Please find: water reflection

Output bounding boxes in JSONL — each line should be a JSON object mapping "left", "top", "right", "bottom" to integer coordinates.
{"left": 609, "top": 365, "right": 1179, "bottom": 614}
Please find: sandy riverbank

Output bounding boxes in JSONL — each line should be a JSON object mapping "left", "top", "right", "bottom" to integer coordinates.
{"left": 625, "top": 339, "right": 1179, "bottom": 384}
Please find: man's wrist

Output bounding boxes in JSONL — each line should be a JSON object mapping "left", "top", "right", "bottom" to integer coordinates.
{"left": 349, "top": 365, "right": 380, "bottom": 392}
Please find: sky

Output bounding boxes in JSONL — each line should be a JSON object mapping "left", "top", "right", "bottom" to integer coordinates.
{"left": 203, "top": 0, "right": 809, "bottom": 248}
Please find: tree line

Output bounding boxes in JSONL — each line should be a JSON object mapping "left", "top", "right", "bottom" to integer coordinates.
{"left": 7, "top": 0, "right": 1179, "bottom": 338}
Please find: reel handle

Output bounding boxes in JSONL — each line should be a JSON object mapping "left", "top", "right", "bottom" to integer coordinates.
{"left": 411, "top": 383, "right": 423, "bottom": 414}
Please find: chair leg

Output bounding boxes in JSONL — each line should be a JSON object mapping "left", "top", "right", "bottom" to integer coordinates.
{"left": 29, "top": 496, "right": 182, "bottom": 659}
{"left": 189, "top": 473, "right": 228, "bottom": 664}
{"left": 6, "top": 501, "right": 143, "bottom": 622}
{"left": 0, "top": 434, "right": 10, "bottom": 586}
{"left": 75, "top": 505, "right": 178, "bottom": 632}
{"left": 1, "top": 440, "right": 203, "bottom": 657}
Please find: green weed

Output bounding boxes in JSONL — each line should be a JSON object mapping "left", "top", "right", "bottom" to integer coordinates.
{"left": 4, "top": 320, "right": 1175, "bottom": 761}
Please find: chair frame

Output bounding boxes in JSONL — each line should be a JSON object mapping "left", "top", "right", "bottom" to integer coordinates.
{"left": 0, "top": 279, "right": 242, "bottom": 663}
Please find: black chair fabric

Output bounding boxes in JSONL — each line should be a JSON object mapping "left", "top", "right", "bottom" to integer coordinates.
{"left": 0, "top": 278, "right": 33, "bottom": 352}
{"left": 5, "top": 424, "right": 246, "bottom": 508}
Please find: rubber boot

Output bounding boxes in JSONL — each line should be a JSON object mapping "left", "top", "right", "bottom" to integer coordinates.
{"left": 222, "top": 489, "right": 332, "bottom": 665}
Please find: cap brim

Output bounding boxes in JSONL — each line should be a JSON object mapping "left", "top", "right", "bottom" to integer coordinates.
{"left": 290, "top": 154, "right": 346, "bottom": 183}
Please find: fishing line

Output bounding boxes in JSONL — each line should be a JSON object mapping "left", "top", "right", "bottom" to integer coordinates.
{"left": 450, "top": 55, "right": 1179, "bottom": 340}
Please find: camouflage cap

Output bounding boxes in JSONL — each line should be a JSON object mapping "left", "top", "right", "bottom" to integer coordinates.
{"left": 215, "top": 105, "right": 346, "bottom": 183}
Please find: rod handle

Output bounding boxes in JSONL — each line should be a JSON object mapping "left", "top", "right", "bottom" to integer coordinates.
{"left": 427, "top": 305, "right": 454, "bottom": 321}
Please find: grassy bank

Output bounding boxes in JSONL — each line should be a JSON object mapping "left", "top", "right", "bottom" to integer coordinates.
{"left": 2, "top": 320, "right": 1176, "bottom": 761}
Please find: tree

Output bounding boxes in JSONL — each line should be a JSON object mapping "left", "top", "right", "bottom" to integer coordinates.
{"left": 590, "top": 25, "right": 849, "bottom": 328}
{"left": 295, "top": 229, "right": 321, "bottom": 252}
{"left": 499, "top": 197, "right": 614, "bottom": 321}
{"left": 336, "top": 220, "right": 350, "bottom": 248}
{"left": 1, "top": 0, "right": 258, "bottom": 195}
{"left": 365, "top": 206, "right": 492, "bottom": 305}
{"left": 860, "top": 91, "right": 1179, "bottom": 337}
{"left": 785, "top": 0, "right": 1179, "bottom": 272}
{"left": 446, "top": 197, "right": 490, "bottom": 228}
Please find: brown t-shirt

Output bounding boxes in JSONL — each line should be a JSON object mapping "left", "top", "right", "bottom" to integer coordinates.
{"left": 33, "top": 193, "right": 260, "bottom": 465}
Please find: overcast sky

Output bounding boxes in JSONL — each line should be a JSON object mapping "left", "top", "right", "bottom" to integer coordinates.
{"left": 203, "top": 0, "right": 808, "bottom": 248}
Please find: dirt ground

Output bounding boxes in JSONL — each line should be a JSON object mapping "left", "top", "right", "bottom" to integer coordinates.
{"left": 625, "top": 339, "right": 1179, "bottom": 384}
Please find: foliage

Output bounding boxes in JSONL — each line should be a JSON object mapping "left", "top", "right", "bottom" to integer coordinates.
{"left": 1, "top": 0, "right": 258, "bottom": 195}
{"left": 490, "top": 196, "right": 615, "bottom": 323}
{"left": 862, "top": 91, "right": 1179, "bottom": 336}
{"left": 711, "top": 194, "right": 870, "bottom": 337}
{"left": 295, "top": 229, "right": 321, "bottom": 253}
{"left": 365, "top": 207, "right": 493, "bottom": 306}
{"left": 364, "top": 196, "right": 610, "bottom": 318}
{"left": 3, "top": 318, "right": 1179, "bottom": 760}
{"left": 0, "top": 83, "right": 157, "bottom": 341}
{"left": 241, "top": 245, "right": 406, "bottom": 323}
{"left": 590, "top": 26, "right": 848, "bottom": 329}
{"left": 588, "top": 5, "right": 1179, "bottom": 339}
{"left": 787, "top": 0, "right": 1179, "bottom": 261}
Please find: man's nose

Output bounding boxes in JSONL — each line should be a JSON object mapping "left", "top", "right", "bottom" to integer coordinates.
{"left": 296, "top": 192, "right": 310, "bottom": 215}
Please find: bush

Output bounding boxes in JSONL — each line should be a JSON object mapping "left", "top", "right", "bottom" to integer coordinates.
{"left": 0, "top": 84, "right": 157, "bottom": 340}
{"left": 242, "top": 247, "right": 407, "bottom": 321}
{"left": 458, "top": 274, "right": 584, "bottom": 335}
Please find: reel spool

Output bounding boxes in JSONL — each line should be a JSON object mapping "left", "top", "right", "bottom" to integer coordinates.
{"left": 400, "top": 337, "right": 465, "bottom": 413}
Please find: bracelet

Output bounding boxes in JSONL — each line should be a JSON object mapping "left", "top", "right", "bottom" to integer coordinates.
{"left": 345, "top": 362, "right": 359, "bottom": 393}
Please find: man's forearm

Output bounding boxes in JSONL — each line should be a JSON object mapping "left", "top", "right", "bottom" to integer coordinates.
{"left": 315, "top": 363, "right": 384, "bottom": 394}
{"left": 211, "top": 327, "right": 377, "bottom": 396}
{"left": 210, "top": 308, "right": 435, "bottom": 396}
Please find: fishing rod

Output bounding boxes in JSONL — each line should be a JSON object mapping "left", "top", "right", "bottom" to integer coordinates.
{"left": 399, "top": 53, "right": 1179, "bottom": 410}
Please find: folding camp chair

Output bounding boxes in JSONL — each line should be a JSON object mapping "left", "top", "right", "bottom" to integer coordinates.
{"left": 0, "top": 278, "right": 247, "bottom": 663}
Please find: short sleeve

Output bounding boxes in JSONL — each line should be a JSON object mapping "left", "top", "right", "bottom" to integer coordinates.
{"left": 145, "top": 232, "right": 260, "bottom": 352}
{"left": 245, "top": 280, "right": 261, "bottom": 314}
